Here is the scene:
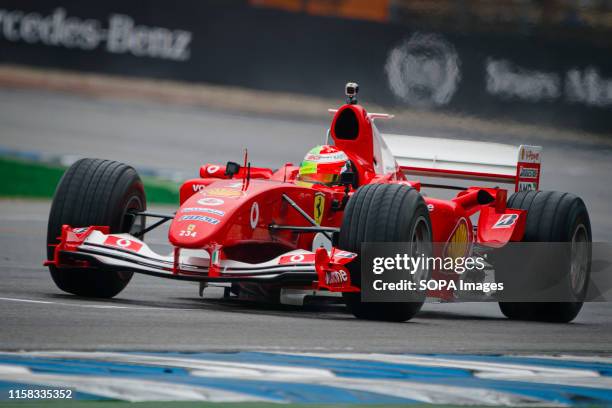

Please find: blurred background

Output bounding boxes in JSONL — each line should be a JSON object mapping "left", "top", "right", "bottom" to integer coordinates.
{"left": 257, "top": 0, "right": 612, "bottom": 35}
{"left": 0, "top": 0, "right": 610, "bottom": 237}
{"left": 0, "top": 0, "right": 610, "bottom": 132}
{"left": 1, "top": 0, "right": 612, "bottom": 376}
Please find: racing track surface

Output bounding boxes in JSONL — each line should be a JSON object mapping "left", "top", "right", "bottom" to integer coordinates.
{"left": 1, "top": 88, "right": 611, "bottom": 354}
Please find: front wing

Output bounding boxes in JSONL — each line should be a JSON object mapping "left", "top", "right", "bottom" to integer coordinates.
{"left": 46, "top": 226, "right": 359, "bottom": 292}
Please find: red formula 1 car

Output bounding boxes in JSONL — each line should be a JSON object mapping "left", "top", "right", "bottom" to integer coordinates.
{"left": 46, "top": 83, "right": 592, "bottom": 322}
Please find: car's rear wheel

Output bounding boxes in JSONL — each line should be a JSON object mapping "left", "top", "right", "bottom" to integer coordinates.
{"left": 47, "top": 158, "right": 146, "bottom": 298}
{"left": 496, "top": 191, "right": 591, "bottom": 323}
{"left": 339, "top": 183, "right": 432, "bottom": 322}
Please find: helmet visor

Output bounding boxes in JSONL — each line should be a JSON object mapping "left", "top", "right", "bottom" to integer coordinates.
{"left": 298, "top": 172, "right": 340, "bottom": 185}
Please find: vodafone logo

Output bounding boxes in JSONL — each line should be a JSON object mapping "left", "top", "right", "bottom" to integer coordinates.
{"left": 278, "top": 253, "right": 316, "bottom": 265}
{"left": 291, "top": 254, "right": 304, "bottom": 262}
{"left": 116, "top": 238, "right": 131, "bottom": 248}
{"left": 104, "top": 235, "right": 142, "bottom": 252}
{"left": 250, "top": 202, "right": 259, "bottom": 229}
{"left": 207, "top": 165, "right": 220, "bottom": 174}
{"left": 197, "top": 198, "right": 224, "bottom": 206}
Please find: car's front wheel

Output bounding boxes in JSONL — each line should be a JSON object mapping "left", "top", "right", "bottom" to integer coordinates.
{"left": 47, "top": 158, "right": 146, "bottom": 298}
{"left": 339, "top": 183, "right": 432, "bottom": 322}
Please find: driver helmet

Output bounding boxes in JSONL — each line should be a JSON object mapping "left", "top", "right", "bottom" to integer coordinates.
{"left": 297, "top": 145, "right": 350, "bottom": 186}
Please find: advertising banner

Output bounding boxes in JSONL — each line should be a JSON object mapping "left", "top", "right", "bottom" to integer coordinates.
{"left": 1, "top": 1, "right": 610, "bottom": 133}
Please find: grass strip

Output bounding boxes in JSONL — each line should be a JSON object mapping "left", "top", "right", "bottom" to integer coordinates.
{"left": 0, "top": 156, "right": 179, "bottom": 205}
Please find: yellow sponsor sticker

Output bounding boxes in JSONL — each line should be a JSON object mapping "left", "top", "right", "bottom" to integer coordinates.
{"left": 203, "top": 187, "right": 244, "bottom": 198}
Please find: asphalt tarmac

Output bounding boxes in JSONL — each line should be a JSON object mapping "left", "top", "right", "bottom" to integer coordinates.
{"left": 0, "top": 88, "right": 611, "bottom": 353}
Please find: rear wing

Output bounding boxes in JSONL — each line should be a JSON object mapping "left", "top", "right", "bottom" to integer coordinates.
{"left": 383, "top": 134, "right": 542, "bottom": 192}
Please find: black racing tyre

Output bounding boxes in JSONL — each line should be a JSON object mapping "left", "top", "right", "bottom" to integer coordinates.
{"left": 339, "top": 184, "right": 432, "bottom": 322}
{"left": 496, "top": 191, "right": 591, "bottom": 323}
{"left": 47, "top": 158, "right": 146, "bottom": 298}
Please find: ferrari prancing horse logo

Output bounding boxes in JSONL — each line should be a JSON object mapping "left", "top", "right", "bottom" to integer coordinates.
{"left": 314, "top": 193, "right": 325, "bottom": 225}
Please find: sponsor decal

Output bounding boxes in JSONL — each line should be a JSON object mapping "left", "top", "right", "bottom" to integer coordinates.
{"left": 203, "top": 187, "right": 244, "bottom": 198}
{"left": 519, "top": 146, "right": 542, "bottom": 163}
{"left": 192, "top": 184, "right": 206, "bottom": 192}
{"left": 104, "top": 236, "right": 142, "bottom": 252}
{"left": 445, "top": 218, "right": 470, "bottom": 259}
{"left": 385, "top": 33, "right": 460, "bottom": 107}
{"left": 180, "top": 215, "right": 220, "bottom": 225}
{"left": 72, "top": 227, "right": 89, "bottom": 234}
{"left": 493, "top": 213, "right": 519, "bottom": 229}
{"left": 487, "top": 59, "right": 612, "bottom": 108}
{"left": 179, "top": 224, "right": 197, "bottom": 237}
{"left": 314, "top": 193, "right": 325, "bottom": 225}
{"left": 518, "top": 181, "right": 538, "bottom": 191}
{"left": 207, "top": 165, "right": 220, "bottom": 174}
{"left": 181, "top": 207, "right": 225, "bottom": 216}
{"left": 0, "top": 8, "right": 192, "bottom": 61}
{"left": 566, "top": 67, "right": 612, "bottom": 107}
{"left": 250, "top": 202, "right": 259, "bottom": 229}
{"left": 427, "top": 203, "right": 434, "bottom": 212}
{"left": 304, "top": 152, "right": 348, "bottom": 163}
{"left": 519, "top": 166, "right": 539, "bottom": 179}
{"left": 227, "top": 182, "right": 244, "bottom": 188}
{"left": 181, "top": 207, "right": 207, "bottom": 212}
{"left": 197, "top": 197, "right": 224, "bottom": 206}
{"left": 486, "top": 59, "right": 560, "bottom": 102}
{"left": 333, "top": 250, "right": 356, "bottom": 259}
{"left": 325, "top": 270, "right": 349, "bottom": 285}
{"left": 278, "top": 253, "right": 316, "bottom": 264}
{"left": 198, "top": 208, "right": 225, "bottom": 217}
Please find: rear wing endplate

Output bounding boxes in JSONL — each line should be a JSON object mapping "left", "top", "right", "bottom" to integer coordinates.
{"left": 383, "top": 134, "right": 542, "bottom": 192}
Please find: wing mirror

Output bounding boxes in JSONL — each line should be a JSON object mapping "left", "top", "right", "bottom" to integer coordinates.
{"left": 339, "top": 171, "right": 355, "bottom": 186}
{"left": 225, "top": 161, "right": 241, "bottom": 178}
{"left": 332, "top": 171, "right": 356, "bottom": 212}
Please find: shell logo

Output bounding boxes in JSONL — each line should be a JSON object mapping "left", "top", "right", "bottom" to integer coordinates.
{"left": 445, "top": 218, "right": 470, "bottom": 259}
{"left": 203, "top": 188, "right": 244, "bottom": 198}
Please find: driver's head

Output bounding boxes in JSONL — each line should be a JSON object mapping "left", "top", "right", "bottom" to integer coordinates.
{"left": 297, "top": 145, "right": 350, "bottom": 186}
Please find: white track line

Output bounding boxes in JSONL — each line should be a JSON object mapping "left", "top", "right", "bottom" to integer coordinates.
{"left": 0, "top": 296, "right": 201, "bottom": 311}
